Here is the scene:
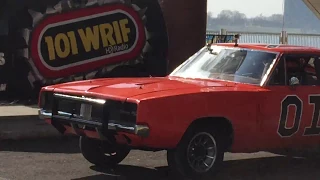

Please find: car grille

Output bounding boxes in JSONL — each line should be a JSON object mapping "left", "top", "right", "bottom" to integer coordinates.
{"left": 50, "top": 94, "right": 137, "bottom": 126}
{"left": 56, "top": 98, "right": 104, "bottom": 122}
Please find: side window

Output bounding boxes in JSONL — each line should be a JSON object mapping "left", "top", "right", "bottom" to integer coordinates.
{"left": 285, "top": 55, "right": 320, "bottom": 86}
{"left": 268, "top": 54, "right": 320, "bottom": 86}
{"left": 268, "top": 57, "right": 286, "bottom": 86}
{"left": 314, "top": 58, "right": 320, "bottom": 85}
{"left": 303, "top": 58, "right": 318, "bottom": 85}
{"left": 286, "top": 56, "right": 306, "bottom": 85}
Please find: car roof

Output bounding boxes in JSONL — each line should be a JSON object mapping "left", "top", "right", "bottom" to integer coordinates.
{"left": 213, "top": 43, "right": 320, "bottom": 53}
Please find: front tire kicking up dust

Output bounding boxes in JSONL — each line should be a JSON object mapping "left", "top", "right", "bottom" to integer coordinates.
{"left": 167, "top": 125, "right": 225, "bottom": 180}
{"left": 79, "top": 136, "right": 131, "bottom": 167}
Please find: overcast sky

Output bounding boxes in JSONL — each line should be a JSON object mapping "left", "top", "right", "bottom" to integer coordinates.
{"left": 207, "top": 0, "right": 284, "bottom": 17}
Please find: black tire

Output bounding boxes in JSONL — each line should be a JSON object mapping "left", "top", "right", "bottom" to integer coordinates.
{"left": 79, "top": 136, "right": 131, "bottom": 167}
{"left": 167, "top": 125, "right": 225, "bottom": 180}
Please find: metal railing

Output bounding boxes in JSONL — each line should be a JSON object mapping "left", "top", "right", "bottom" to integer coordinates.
{"left": 206, "top": 30, "right": 320, "bottom": 48}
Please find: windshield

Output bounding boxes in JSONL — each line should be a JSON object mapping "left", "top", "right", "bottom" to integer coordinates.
{"left": 170, "top": 45, "right": 278, "bottom": 86}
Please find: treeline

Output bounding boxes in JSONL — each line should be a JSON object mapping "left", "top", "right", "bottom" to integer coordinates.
{"left": 207, "top": 10, "right": 284, "bottom": 29}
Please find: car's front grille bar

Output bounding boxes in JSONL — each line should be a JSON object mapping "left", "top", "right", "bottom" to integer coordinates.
{"left": 39, "top": 109, "right": 150, "bottom": 138}
{"left": 52, "top": 93, "right": 105, "bottom": 122}
{"left": 52, "top": 112, "right": 103, "bottom": 127}
{"left": 54, "top": 93, "right": 106, "bottom": 105}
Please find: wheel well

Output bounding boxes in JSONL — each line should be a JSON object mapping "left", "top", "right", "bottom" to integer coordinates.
{"left": 186, "top": 117, "right": 234, "bottom": 152}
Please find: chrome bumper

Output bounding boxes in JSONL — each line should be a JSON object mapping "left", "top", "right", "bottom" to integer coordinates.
{"left": 39, "top": 109, "right": 149, "bottom": 138}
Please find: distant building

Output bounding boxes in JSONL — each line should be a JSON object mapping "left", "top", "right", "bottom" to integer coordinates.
{"left": 284, "top": 0, "right": 320, "bottom": 33}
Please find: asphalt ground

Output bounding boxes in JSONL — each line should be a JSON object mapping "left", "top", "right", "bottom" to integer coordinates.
{"left": 1, "top": 137, "right": 320, "bottom": 180}
{"left": 1, "top": 105, "right": 320, "bottom": 180}
{"left": 0, "top": 105, "right": 62, "bottom": 140}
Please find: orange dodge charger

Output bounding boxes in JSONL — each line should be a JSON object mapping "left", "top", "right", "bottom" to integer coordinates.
{"left": 39, "top": 42, "right": 320, "bottom": 179}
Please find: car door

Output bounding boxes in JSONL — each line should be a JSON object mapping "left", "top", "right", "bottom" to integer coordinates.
{"left": 259, "top": 53, "right": 320, "bottom": 150}
{"left": 292, "top": 55, "right": 320, "bottom": 146}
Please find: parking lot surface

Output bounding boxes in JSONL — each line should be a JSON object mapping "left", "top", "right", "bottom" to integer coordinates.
{"left": 1, "top": 137, "right": 320, "bottom": 180}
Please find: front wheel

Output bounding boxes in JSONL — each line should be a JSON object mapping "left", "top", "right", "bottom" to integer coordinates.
{"left": 167, "top": 126, "right": 225, "bottom": 180}
{"left": 79, "top": 136, "right": 131, "bottom": 167}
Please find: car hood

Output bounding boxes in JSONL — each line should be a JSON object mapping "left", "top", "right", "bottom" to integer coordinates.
{"left": 51, "top": 77, "right": 238, "bottom": 100}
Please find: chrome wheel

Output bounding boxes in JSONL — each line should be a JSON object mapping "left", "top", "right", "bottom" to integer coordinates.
{"left": 187, "top": 132, "right": 217, "bottom": 173}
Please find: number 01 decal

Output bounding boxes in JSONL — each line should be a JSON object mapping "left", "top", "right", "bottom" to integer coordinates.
{"left": 278, "top": 95, "right": 320, "bottom": 137}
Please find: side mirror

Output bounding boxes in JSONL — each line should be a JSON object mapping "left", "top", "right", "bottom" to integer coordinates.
{"left": 289, "top": 77, "right": 300, "bottom": 86}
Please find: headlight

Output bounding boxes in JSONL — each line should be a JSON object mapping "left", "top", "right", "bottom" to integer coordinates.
{"left": 39, "top": 91, "right": 53, "bottom": 111}
{"left": 120, "top": 102, "right": 137, "bottom": 123}
{"left": 122, "top": 102, "right": 137, "bottom": 116}
{"left": 107, "top": 101, "right": 137, "bottom": 125}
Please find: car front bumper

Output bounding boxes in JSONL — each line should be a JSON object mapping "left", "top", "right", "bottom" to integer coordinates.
{"left": 38, "top": 93, "right": 150, "bottom": 140}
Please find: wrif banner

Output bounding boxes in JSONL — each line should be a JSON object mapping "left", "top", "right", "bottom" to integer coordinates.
{"left": 30, "top": 3, "right": 148, "bottom": 78}
{"left": 0, "top": 0, "right": 206, "bottom": 86}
